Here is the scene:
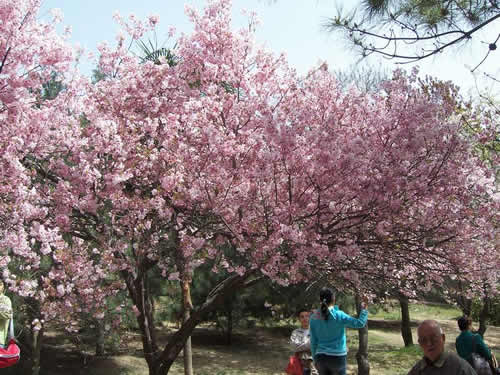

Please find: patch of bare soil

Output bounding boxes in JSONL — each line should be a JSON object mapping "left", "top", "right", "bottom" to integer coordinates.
{"left": 10, "top": 319, "right": 500, "bottom": 375}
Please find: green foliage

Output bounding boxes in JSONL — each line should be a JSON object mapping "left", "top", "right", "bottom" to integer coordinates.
{"left": 190, "top": 263, "right": 272, "bottom": 334}
{"left": 370, "top": 0, "right": 497, "bottom": 27}
{"left": 470, "top": 297, "right": 500, "bottom": 326}
{"left": 452, "top": 98, "right": 499, "bottom": 197}
{"left": 365, "top": 0, "right": 388, "bottom": 14}
{"left": 91, "top": 69, "right": 107, "bottom": 84}
{"left": 328, "top": 0, "right": 500, "bottom": 68}
{"left": 155, "top": 289, "right": 183, "bottom": 325}
{"left": 41, "top": 71, "right": 64, "bottom": 100}
{"left": 29, "top": 71, "right": 64, "bottom": 108}
{"left": 8, "top": 293, "right": 32, "bottom": 340}
{"left": 155, "top": 261, "right": 335, "bottom": 337}
{"left": 334, "top": 64, "right": 391, "bottom": 93}
{"left": 136, "top": 38, "right": 177, "bottom": 66}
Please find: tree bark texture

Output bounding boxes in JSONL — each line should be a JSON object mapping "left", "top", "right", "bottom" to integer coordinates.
{"left": 123, "top": 270, "right": 159, "bottom": 375}
{"left": 225, "top": 303, "right": 233, "bottom": 346}
{"left": 181, "top": 279, "right": 193, "bottom": 375}
{"left": 355, "top": 294, "right": 370, "bottom": 375}
{"left": 153, "top": 274, "right": 253, "bottom": 375}
{"left": 95, "top": 319, "right": 105, "bottom": 356}
{"left": 478, "top": 297, "right": 489, "bottom": 337}
{"left": 124, "top": 262, "right": 254, "bottom": 375}
{"left": 25, "top": 298, "right": 44, "bottom": 375}
{"left": 31, "top": 327, "right": 43, "bottom": 375}
{"left": 399, "top": 295, "right": 413, "bottom": 347}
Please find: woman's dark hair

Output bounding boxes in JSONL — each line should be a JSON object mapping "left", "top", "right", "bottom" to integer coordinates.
{"left": 319, "top": 287, "right": 335, "bottom": 320}
{"left": 458, "top": 316, "right": 471, "bottom": 331}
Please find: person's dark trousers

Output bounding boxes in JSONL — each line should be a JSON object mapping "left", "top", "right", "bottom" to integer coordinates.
{"left": 314, "top": 354, "right": 347, "bottom": 375}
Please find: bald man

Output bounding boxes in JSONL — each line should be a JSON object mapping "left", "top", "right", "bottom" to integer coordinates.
{"left": 407, "top": 320, "right": 477, "bottom": 375}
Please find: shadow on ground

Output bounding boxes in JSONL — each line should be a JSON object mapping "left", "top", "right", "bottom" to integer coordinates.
{"left": 6, "top": 319, "right": 499, "bottom": 375}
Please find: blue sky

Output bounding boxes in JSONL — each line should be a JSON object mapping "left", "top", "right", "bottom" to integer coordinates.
{"left": 40, "top": 0, "right": 499, "bottom": 96}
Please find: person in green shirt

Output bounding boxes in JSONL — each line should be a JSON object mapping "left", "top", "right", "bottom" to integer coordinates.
{"left": 0, "top": 281, "right": 13, "bottom": 347}
{"left": 455, "top": 316, "right": 492, "bottom": 366}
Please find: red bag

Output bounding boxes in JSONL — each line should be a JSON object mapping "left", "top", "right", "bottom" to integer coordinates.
{"left": 285, "top": 354, "right": 303, "bottom": 375}
{"left": 0, "top": 319, "right": 20, "bottom": 368}
{"left": 0, "top": 339, "right": 20, "bottom": 368}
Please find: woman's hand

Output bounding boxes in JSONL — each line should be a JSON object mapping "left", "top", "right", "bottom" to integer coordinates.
{"left": 360, "top": 296, "right": 369, "bottom": 310}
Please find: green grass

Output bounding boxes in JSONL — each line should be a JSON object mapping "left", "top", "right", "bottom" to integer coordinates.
{"left": 17, "top": 301, "right": 498, "bottom": 375}
{"left": 198, "top": 371, "right": 247, "bottom": 375}
{"left": 369, "top": 344, "right": 423, "bottom": 375}
{"left": 370, "top": 301, "right": 462, "bottom": 321}
{"left": 343, "top": 328, "right": 423, "bottom": 375}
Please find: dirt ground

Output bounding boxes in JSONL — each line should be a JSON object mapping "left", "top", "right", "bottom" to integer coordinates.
{"left": 12, "top": 318, "right": 500, "bottom": 375}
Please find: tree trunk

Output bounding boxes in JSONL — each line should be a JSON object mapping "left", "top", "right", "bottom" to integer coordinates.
{"left": 226, "top": 304, "right": 233, "bottom": 346}
{"left": 355, "top": 294, "right": 370, "bottom": 375}
{"left": 122, "top": 228, "right": 259, "bottom": 375}
{"left": 457, "top": 280, "right": 472, "bottom": 316}
{"left": 477, "top": 297, "right": 489, "bottom": 337}
{"left": 95, "top": 319, "right": 105, "bottom": 356}
{"left": 181, "top": 279, "right": 193, "bottom": 375}
{"left": 399, "top": 295, "right": 413, "bottom": 347}
{"left": 31, "top": 326, "right": 43, "bottom": 375}
{"left": 464, "top": 299, "right": 473, "bottom": 316}
{"left": 122, "top": 270, "right": 159, "bottom": 375}
{"left": 26, "top": 298, "right": 44, "bottom": 375}
{"left": 151, "top": 273, "right": 254, "bottom": 375}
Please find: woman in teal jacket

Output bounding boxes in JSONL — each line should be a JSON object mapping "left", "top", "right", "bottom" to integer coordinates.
{"left": 455, "top": 316, "right": 492, "bottom": 366}
{"left": 309, "top": 288, "right": 368, "bottom": 375}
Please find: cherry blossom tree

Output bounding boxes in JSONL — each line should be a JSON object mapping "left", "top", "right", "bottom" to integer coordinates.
{"left": 66, "top": 2, "right": 498, "bottom": 373}
{"left": 36, "top": 2, "right": 307, "bottom": 373}
{"left": 0, "top": 2, "right": 120, "bottom": 373}
{"left": 272, "top": 66, "right": 499, "bottom": 374}
{"left": 0, "top": 0, "right": 71, "bottom": 279}
{"left": 3, "top": 1, "right": 498, "bottom": 375}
